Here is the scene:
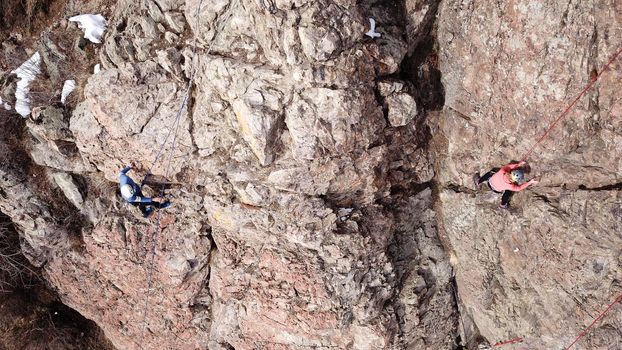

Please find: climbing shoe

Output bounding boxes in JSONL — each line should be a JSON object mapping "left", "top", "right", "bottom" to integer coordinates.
{"left": 472, "top": 173, "right": 481, "bottom": 188}
{"left": 143, "top": 207, "right": 155, "bottom": 218}
{"left": 499, "top": 203, "right": 509, "bottom": 210}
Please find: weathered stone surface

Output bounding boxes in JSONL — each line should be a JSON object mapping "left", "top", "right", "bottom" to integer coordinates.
{"left": 44, "top": 0, "right": 456, "bottom": 348}
{"left": 13, "top": 0, "right": 622, "bottom": 349}
{"left": 164, "top": 11, "right": 186, "bottom": 34}
{"left": 44, "top": 211, "right": 213, "bottom": 350}
{"left": 100, "top": 1, "right": 165, "bottom": 67}
{"left": 52, "top": 172, "right": 84, "bottom": 209}
{"left": 0, "top": 165, "right": 69, "bottom": 267}
{"left": 231, "top": 98, "right": 282, "bottom": 166}
{"left": 404, "top": 0, "right": 439, "bottom": 50}
{"left": 70, "top": 61, "right": 193, "bottom": 180}
{"left": 386, "top": 93, "right": 418, "bottom": 127}
{"left": 29, "top": 106, "right": 72, "bottom": 141}
{"left": 391, "top": 189, "right": 458, "bottom": 349}
{"left": 285, "top": 87, "right": 384, "bottom": 161}
{"left": 27, "top": 106, "right": 94, "bottom": 173}
{"left": 440, "top": 189, "right": 622, "bottom": 349}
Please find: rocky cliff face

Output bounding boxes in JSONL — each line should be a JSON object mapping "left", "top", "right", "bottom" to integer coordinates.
{"left": 0, "top": 0, "right": 620, "bottom": 349}
{"left": 435, "top": 0, "right": 622, "bottom": 349}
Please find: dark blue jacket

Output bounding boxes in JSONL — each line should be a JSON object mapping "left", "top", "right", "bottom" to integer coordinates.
{"left": 119, "top": 166, "right": 154, "bottom": 203}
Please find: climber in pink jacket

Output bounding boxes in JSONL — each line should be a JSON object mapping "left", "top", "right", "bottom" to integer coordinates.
{"left": 473, "top": 161, "right": 538, "bottom": 209}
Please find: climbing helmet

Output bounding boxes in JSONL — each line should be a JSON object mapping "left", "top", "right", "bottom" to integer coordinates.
{"left": 510, "top": 169, "right": 524, "bottom": 183}
{"left": 121, "top": 184, "right": 135, "bottom": 199}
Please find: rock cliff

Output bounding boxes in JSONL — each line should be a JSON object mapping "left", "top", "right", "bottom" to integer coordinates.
{"left": 435, "top": 0, "right": 622, "bottom": 349}
{"left": 0, "top": 0, "right": 620, "bottom": 349}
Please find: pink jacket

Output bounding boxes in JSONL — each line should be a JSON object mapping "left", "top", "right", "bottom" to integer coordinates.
{"left": 489, "top": 163, "right": 534, "bottom": 192}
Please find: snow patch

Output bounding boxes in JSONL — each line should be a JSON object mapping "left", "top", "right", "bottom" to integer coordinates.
{"left": 61, "top": 80, "right": 76, "bottom": 104}
{"left": 11, "top": 52, "right": 42, "bottom": 117}
{"left": 365, "top": 18, "right": 381, "bottom": 38}
{"left": 69, "top": 14, "right": 107, "bottom": 44}
{"left": 93, "top": 63, "right": 101, "bottom": 74}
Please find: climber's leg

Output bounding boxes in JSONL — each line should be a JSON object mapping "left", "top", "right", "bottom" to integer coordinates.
{"left": 138, "top": 203, "right": 153, "bottom": 217}
{"left": 500, "top": 190, "right": 514, "bottom": 209}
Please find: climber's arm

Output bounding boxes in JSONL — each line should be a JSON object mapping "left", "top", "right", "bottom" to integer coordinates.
{"left": 508, "top": 179, "right": 538, "bottom": 192}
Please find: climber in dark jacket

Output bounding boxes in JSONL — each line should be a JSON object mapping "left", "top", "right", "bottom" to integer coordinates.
{"left": 119, "top": 165, "right": 170, "bottom": 218}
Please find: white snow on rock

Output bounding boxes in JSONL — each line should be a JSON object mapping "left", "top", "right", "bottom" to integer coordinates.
{"left": 61, "top": 80, "right": 76, "bottom": 104}
{"left": 94, "top": 63, "right": 101, "bottom": 74}
{"left": 365, "top": 18, "right": 381, "bottom": 38}
{"left": 11, "top": 52, "right": 42, "bottom": 117}
{"left": 69, "top": 14, "right": 107, "bottom": 44}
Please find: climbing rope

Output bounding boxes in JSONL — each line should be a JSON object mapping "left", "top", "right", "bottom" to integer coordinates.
{"left": 138, "top": 0, "right": 205, "bottom": 336}
{"left": 520, "top": 45, "right": 622, "bottom": 161}
{"left": 493, "top": 337, "right": 523, "bottom": 347}
{"left": 485, "top": 286, "right": 622, "bottom": 348}
{"left": 138, "top": 0, "right": 205, "bottom": 338}
{"left": 143, "top": 0, "right": 235, "bottom": 181}
{"left": 467, "top": 45, "right": 622, "bottom": 350}
{"left": 138, "top": 0, "right": 238, "bottom": 344}
{"left": 563, "top": 291, "right": 622, "bottom": 350}
{"left": 143, "top": 80, "right": 194, "bottom": 182}
{"left": 515, "top": 45, "right": 622, "bottom": 348}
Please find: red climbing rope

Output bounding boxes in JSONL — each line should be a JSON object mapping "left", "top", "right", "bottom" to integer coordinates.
{"left": 520, "top": 45, "right": 622, "bottom": 161}
{"left": 493, "top": 337, "right": 524, "bottom": 347}
{"left": 563, "top": 291, "right": 622, "bottom": 350}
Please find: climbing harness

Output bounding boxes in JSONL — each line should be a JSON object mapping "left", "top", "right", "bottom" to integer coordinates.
{"left": 520, "top": 45, "right": 622, "bottom": 161}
